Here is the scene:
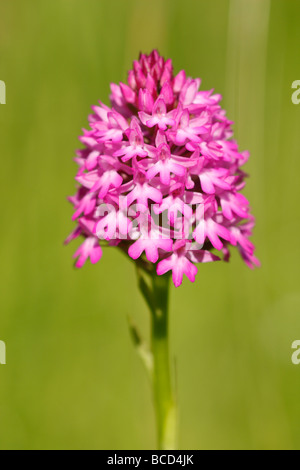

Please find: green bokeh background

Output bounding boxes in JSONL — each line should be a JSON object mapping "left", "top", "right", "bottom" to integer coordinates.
{"left": 1, "top": 0, "right": 300, "bottom": 450}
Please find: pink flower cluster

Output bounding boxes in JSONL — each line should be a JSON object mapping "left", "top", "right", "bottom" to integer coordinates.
{"left": 67, "top": 50, "right": 259, "bottom": 287}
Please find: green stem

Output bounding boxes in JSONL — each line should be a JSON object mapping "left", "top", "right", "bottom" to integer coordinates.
{"left": 135, "top": 265, "right": 177, "bottom": 450}
{"left": 151, "top": 274, "right": 177, "bottom": 450}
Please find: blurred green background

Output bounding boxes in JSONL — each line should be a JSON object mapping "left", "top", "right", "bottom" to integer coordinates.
{"left": 1, "top": 0, "right": 300, "bottom": 450}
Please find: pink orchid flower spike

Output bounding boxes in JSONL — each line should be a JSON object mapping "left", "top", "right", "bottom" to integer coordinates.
{"left": 67, "top": 50, "right": 259, "bottom": 284}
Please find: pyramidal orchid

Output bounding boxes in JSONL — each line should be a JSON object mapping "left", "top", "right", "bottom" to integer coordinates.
{"left": 66, "top": 50, "right": 259, "bottom": 450}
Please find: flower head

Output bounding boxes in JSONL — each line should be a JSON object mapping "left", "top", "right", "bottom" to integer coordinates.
{"left": 67, "top": 50, "right": 259, "bottom": 287}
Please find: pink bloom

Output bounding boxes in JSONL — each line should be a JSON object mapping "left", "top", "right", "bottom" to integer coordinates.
{"left": 179, "top": 78, "right": 201, "bottom": 106}
{"left": 146, "top": 143, "right": 186, "bottom": 185}
{"left": 219, "top": 191, "right": 249, "bottom": 220}
{"left": 196, "top": 167, "right": 231, "bottom": 195}
{"left": 67, "top": 50, "right": 259, "bottom": 287}
{"left": 85, "top": 150, "right": 101, "bottom": 171}
{"left": 230, "top": 219, "right": 260, "bottom": 269}
{"left": 138, "top": 89, "right": 154, "bottom": 113}
{"left": 113, "top": 118, "right": 148, "bottom": 162}
{"left": 157, "top": 240, "right": 220, "bottom": 287}
{"left": 168, "top": 105, "right": 208, "bottom": 145}
{"left": 92, "top": 108, "right": 128, "bottom": 142}
{"left": 76, "top": 166, "right": 123, "bottom": 198}
{"left": 73, "top": 237, "right": 102, "bottom": 268}
{"left": 124, "top": 172, "right": 162, "bottom": 208}
{"left": 173, "top": 70, "right": 186, "bottom": 94}
{"left": 139, "top": 97, "right": 176, "bottom": 131}
{"left": 71, "top": 189, "right": 97, "bottom": 220}
{"left": 153, "top": 184, "right": 193, "bottom": 226}
{"left": 129, "top": 229, "right": 173, "bottom": 263}
{"left": 94, "top": 206, "right": 132, "bottom": 240}
{"left": 193, "top": 206, "right": 235, "bottom": 250}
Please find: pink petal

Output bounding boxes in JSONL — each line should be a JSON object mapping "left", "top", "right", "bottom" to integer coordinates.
{"left": 90, "top": 245, "right": 103, "bottom": 264}
{"left": 128, "top": 240, "right": 145, "bottom": 260}
{"left": 138, "top": 89, "right": 154, "bottom": 113}
{"left": 181, "top": 258, "right": 198, "bottom": 284}
{"left": 138, "top": 111, "right": 151, "bottom": 126}
{"left": 173, "top": 70, "right": 186, "bottom": 93}
{"left": 120, "top": 82, "right": 136, "bottom": 103}
{"left": 157, "top": 257, "right": 174, "bottom": 276}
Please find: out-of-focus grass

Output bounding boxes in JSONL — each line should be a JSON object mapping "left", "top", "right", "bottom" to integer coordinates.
{"left": 0, "top": 0, "right": 300, "bottom": 450}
